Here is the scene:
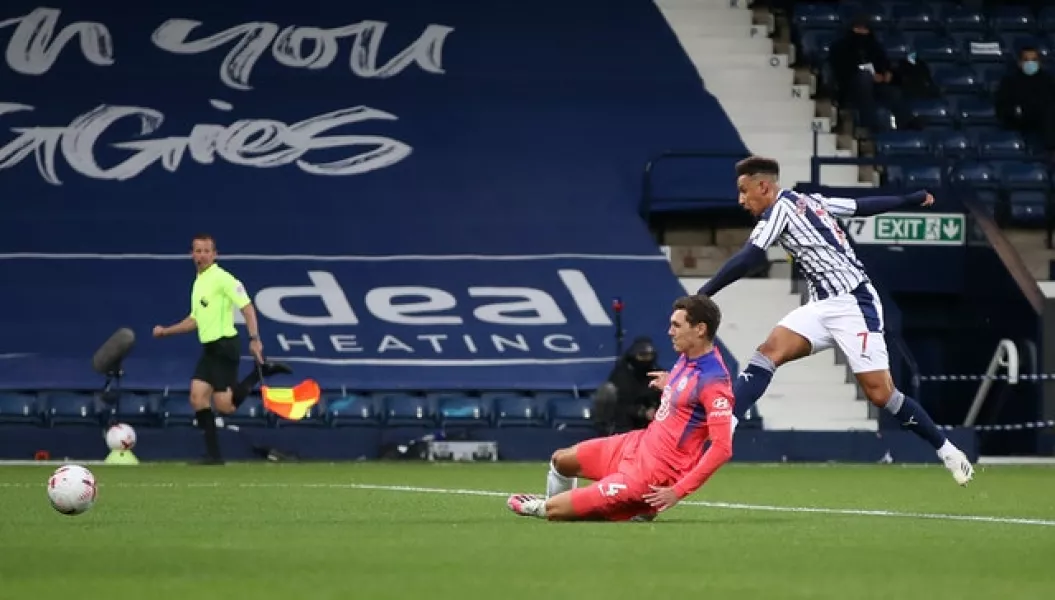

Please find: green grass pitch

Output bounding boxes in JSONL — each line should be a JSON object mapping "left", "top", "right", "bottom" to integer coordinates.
{"left": 2, "top": 462, "right": 1054, "bottom": 600}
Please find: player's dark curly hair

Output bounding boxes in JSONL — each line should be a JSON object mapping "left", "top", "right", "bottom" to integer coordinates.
{"left": 735, "top": 156, "right": 780, "bottom": 178}
{"left": 673, "top": 295, "right": 721, "bottom": 341}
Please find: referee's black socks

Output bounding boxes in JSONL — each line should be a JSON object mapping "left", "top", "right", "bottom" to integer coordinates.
{"left": 195, "top": 408, "right": 222, "bottom": 460}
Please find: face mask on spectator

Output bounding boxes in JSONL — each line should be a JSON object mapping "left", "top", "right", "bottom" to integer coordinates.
{"left": 1023, "top": 60, "right": 1039, "bottom": 76}
{"left": 907, "top": 52, "right": 917, "bottom": 65}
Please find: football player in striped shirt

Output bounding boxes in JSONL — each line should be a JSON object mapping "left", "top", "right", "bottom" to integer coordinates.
{"left": 698, "top": 156, "right": 974, "bottom": 487}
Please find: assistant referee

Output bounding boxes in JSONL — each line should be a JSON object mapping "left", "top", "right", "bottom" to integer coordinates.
{"left": 153, "top": 233, "right": 292, "bottom": 464}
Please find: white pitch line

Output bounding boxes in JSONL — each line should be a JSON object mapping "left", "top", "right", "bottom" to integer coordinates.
{"left": 2, "top": 480, "right": 1053, "bottom": 527}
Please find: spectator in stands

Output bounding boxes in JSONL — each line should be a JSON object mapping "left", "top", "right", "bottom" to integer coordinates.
{"left": 591, "top": 336, "right": 662, "bottom": 435}
{"left": 995, "top": 46, "right": 1055, "bottom": 154}
{"left": 828, "top": 14, "right": 896, "bottom": 132}
{"left": 887, "top": 50, "right": 939, "bottom": 130}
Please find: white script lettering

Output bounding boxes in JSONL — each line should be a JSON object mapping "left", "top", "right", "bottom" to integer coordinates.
{"left": 152, "top": 18, "right": 453, "bottom": 90}
{"left": 0, "top": 101, "right": 412, "bottom": 185}
{"left": 0, "top": 8, "right": 114, "bottom": 76}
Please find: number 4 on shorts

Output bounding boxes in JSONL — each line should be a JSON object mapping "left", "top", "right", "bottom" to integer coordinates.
{"left": 599, "top": 482, "right": 627, "bottom": 497}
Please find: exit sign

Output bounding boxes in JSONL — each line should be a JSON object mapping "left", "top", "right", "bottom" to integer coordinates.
{"left": 843, "top": 212, "right": 965, "bottom": 246}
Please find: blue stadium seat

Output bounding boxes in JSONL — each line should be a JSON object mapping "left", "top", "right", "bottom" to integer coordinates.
{"left": 944, "top": 7, "right": 986, "bottom": 32}
{"left": 435, "top": 394, "right": 491, "bottom": 428}
{"left": 874, "top": 131, "right": 931, "bottom": 156}
{"left": 379, "top": 393, "right": 435, "bottom": 426}
{"left": 893, "top": 4, "right": 938, "bottom": 31}
{"left": 901, "top": 165, "right": 944, "bottom": 189}
{"left": 973, "top": 189, "right": 1001, "bottom": 217}
{"left": 955, "top": 96, "right": 998, "bottom": 127}
{"left": 999, "top": 33, "right": 1049, "bottom": 58}
{"left": 1008, "top": 191, "right": 1049, "bottom": 224}
{"left": 932, "top": 64, "right": 983, "bottom": 94}
{"left": 933, "top": 130, "right": 974, "bottom": 157}
{"left": 491, "top": 394, "right": 548, "bottom": 427}
{"left": 799, "top": 30, "right": 838, "bottom": 65}
{"left": 976, "top": 64, "right": 1008, "bottom": 91}
{"left": 0, "top": 392, "right": 42, "bottom": 425}
{"left": 226, "top": 394, "right": 270, "bottom": 427}
{"left": 989, "top": 6, "right": 1035, "bottom": 33}
{"left": 326, "top": 393, "right": 380, "bottom": 427}
{"left": 548, "top": 396, "right": 594, "bottom": 429}
{"left": 978, "top": 131, "right": 1029, "bottom": 159}
{"left": 159, "top": 393, "right": 197, "bottom": 427}
{"left": 878, "top": 31, "right": 910, "bottom": 61}
{"left": 113, "top": 393, "right": 160, "bottom": 427}
{"left": 950, "top": 162, "right": 1000, "bottom": 190}
{"left": 915, "top": 36, "right": 961, "bottom": 63}
{"left": 793, "top": 3, "right": 843, "bottom": 29}
{"left": 838, "top": 3, "right": 889, "bottom": 30}
{"left": 1041, "top": 7, "right": 1055, "bottom": 33}
{"left": 999, "top": 162, "right": 1051, "bottom": 191}
{"left": 44, "top": 392, "right": 100, "bottom": 426}
{"left": 908, "top": 98, "right": 953, "bottom": 128}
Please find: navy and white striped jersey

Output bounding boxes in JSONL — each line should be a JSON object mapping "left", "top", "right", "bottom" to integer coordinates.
{"left": 748, "top": 188, "right": 868, "bottom": 302}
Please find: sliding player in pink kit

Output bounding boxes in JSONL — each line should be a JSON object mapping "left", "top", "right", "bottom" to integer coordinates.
{"left": 507, "top": 294, "right": 735, "bottom": 521}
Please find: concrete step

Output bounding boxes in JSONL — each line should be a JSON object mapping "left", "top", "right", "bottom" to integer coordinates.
{"left": 702, "top": 67, "right": 795, "bottom": 88}
{"left": 689, "top": 52, "right": 791, "bottom": 71}
{"left": 741, "top": 132, "right": 841, "bottom": 157}
{"left": 676, "top": 36, "right": 773, "bottom": 56}
{"left": 658, "top": 7, "right": 754, "bottom": 27}
{"left": 758, "top": 417, "right": 879, "bottom": 432}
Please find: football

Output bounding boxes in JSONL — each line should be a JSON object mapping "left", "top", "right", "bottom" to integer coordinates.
{"left": 47, "top": 465, "right": 98, "bottom": 516}
{"left": 105, "top": 423, "right": 137, "bottom": 451}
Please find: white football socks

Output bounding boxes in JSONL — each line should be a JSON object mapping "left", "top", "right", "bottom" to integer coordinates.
{"left": 546, "top": 460, "right": 575, "bottom": 499}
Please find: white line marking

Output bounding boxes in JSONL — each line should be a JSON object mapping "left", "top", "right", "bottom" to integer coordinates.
{"left": 1, "top": 480, "right": 1051, "bottom": 527}
{"left": 0, "top": 252, "right": 668, "bottom": 262}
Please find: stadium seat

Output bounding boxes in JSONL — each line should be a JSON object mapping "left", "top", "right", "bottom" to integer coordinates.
{"left": 547, "top": 395, "right": 594, "bottom": 429}
{"left": 900, "top": 165, "right": 944, "bottom": 189}
{"left": 893, "top": 4, "right": 938, "bottom": 31}
{"left": 225, "top": 394, "right": 270, "bottom": 427}
{"left": 491, "top": 394, "right": 548, "bottom": 427}
{"left": 999, "top": 33, "right": 1049, "bottom": 58}
{"left": 1040, "top": 7, "right": 1055, "bottom": 33}
{"left": 989, "top": 6, "right": 1035, "bottom": 33}
{"left": 915, "top": 36, "right": 961, "bottom": 63}
{"left": 874, "top": 131, "right": 931, "bottom": 156}
{"left": 878, "top": 31, "right": 910, "bottom": 61}
{"left": 0, "top": 392, "right": 42, "bottom": 425}
{"left": 934, "top": 130, "right": 975, "bottom": 158}
{"left": 950, "top": 161, "right": 1000, "bottom": 190}
{"left": 326, "top": 393, "right": 380, "bottom": 427}
{"left": 907, "top": 98, "right": 953, "bottom": 128}
{"left": 999, "top": 162, "right": 1051, "bottom": 191}
{"left": 793, "top": 3, "right": 842, "bottom": 30}
{"left": 1008, "top": 191, "right": 1049, "bottom": 224}
{"left": 973, "top": 189, "right": 1001, "bottom": 218}
{"left": 435, "top": 394, "right": 491, "bottom": 428}
{"left": 159, "top": 393, "right": 197, "bottom": 427}
{"left": 978, "top": 131, "right": 1028, "bottom": 159}
{"left": 44, "top": 392, "right": 100, "bottom": 426}
{"left": 944, "top": 7, "right": 986, "bottom": 32}
{"left": 932, "top": 64, "right": 983, "bottom": 94}
{"left": 378, "top": 393, "right": 436, "bottom": 426}
{"left": 798, "top": 30, "right": 838, "bottom": 65}
{"left": 954, "top": 97, "right": 998, "bottom": 127}
{"left": 113, "top": 393, "right": 160, "bottom": 427}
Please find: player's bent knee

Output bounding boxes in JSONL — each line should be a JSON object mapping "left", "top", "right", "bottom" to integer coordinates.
{"left": 757, "top": 327, "right": 812, "bottom": 366}
{"left": 551, "top": 448, "right": 580, "bottom": 477}
{"left": 189, "top": 380, "right": 213, "bottom": 410}
{"left": 855, "top": 370, "right": 895, "bottom": 405}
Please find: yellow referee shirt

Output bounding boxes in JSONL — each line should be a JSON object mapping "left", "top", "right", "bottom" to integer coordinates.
{"left": 190, "top": 264, "right": 252, "bottom": 344}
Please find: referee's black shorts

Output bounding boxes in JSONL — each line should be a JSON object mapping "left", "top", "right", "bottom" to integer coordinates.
{"left": 192, "top": 335, "right": 240, "bottom": 391}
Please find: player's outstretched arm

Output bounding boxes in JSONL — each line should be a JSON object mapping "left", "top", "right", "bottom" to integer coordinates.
{"left": 844, "top": 190, "right": 933, "bottom": 217}
{"left": 698, "top": 200, "right": 789, "bottom": 297}
{"left": 697, "top": 243, "right": 769, "bottom": 298}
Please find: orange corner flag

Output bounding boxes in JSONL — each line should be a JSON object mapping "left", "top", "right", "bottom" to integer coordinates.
{"left": 261, "top": 379, "right": 321, "bottom": 420}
